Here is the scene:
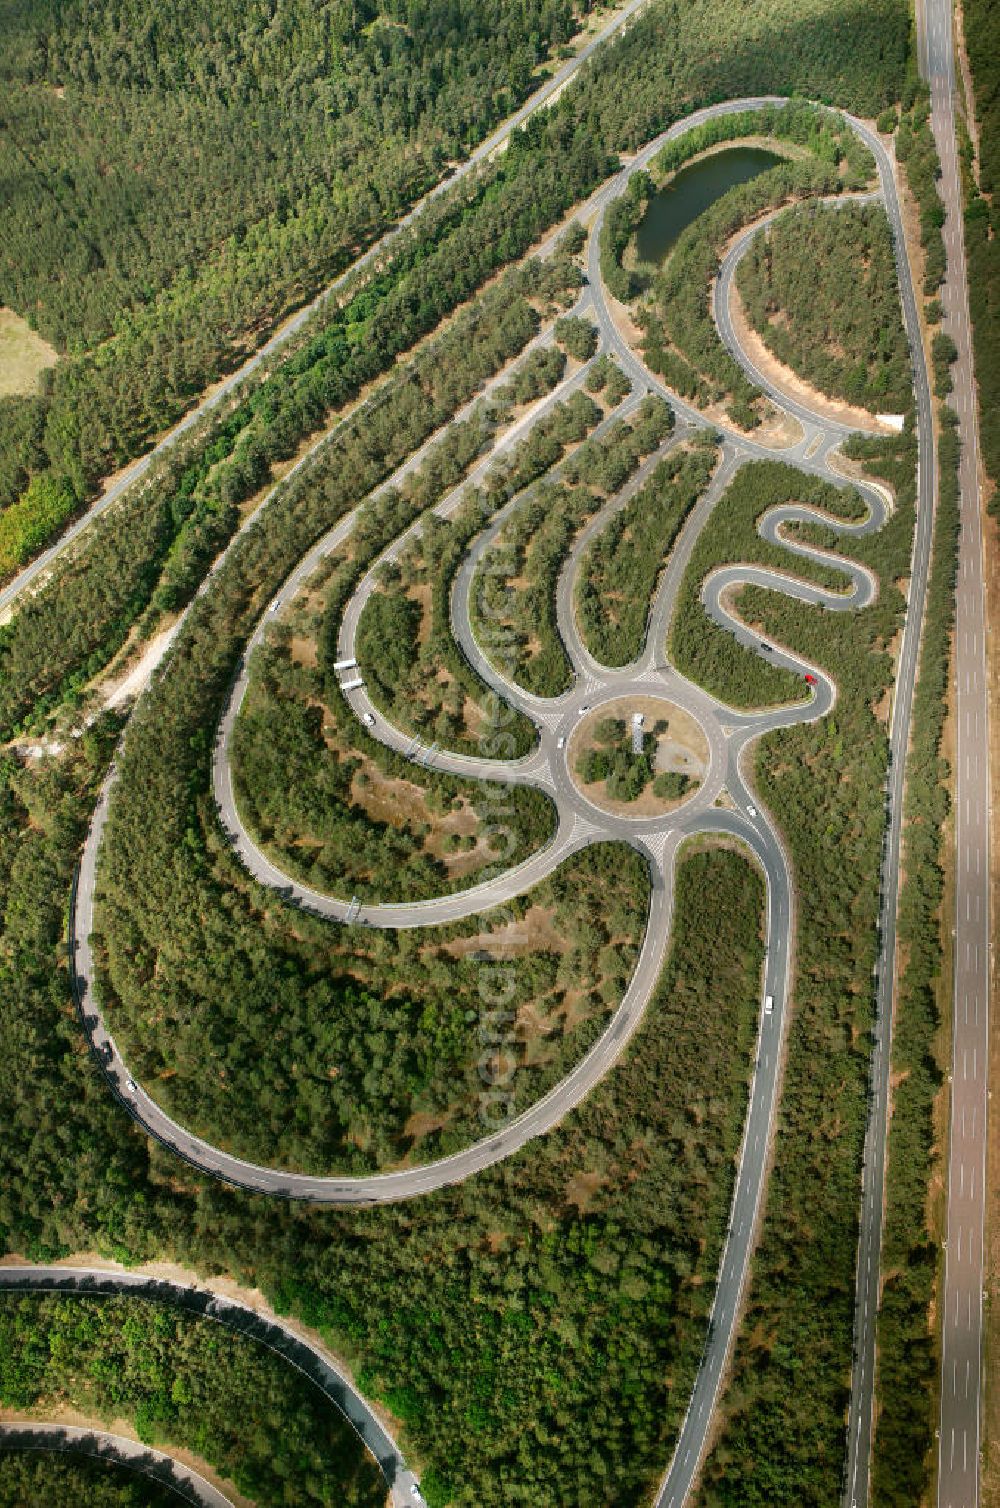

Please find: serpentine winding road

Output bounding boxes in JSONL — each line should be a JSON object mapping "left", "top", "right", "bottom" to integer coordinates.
{"left": 62, "top": 100, "right": 936, "bottom": 1506}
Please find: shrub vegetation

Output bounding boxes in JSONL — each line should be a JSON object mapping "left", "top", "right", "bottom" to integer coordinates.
{"left": 0, "top": 1291, "right": 385, "bottom": 1506}
{"left": 576, "top": 438, "right": 716, "bottom": 665}
{"left": 736, "top": 200, "right": 912, "bottom": 413}
{"left": 0, "top": 1451, "right": 183, "bottom": 1508}
{"left": 697, "top": 430, "right": 919, "bottom": 1501}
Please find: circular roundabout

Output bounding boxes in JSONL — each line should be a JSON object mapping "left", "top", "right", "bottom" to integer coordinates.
{"left": 566, "top": 693, "right": 709, "bottom": 817}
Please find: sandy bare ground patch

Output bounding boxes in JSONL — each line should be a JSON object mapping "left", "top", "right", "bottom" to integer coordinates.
{"left": 750, "top": 406, "right": 805, "bottom": 450}
{"left": 440, "top": 903, "right": 563, "bottom": 959}
{"left": 0, "top": 308, "right": 58, "bottom": 397}
{"left": 97, "top": 626, "right": 181, "bottom": 711}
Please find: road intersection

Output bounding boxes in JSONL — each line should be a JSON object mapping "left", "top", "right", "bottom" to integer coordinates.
{"left": 50, "top": 99, "right": 938, "bottom": 1506}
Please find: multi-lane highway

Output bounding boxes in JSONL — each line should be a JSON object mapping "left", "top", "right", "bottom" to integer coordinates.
{"left": 0, "top": 1264, "right": 420, "bottom": 1507}
{"left": 50, "top": 97, "right": 938, "bottom": 1507}
{"left": 919, "top": 1, "right": 992, "bottom": 1504}
{"left": 0, "top": 0, "right": 652, "bottom": 621}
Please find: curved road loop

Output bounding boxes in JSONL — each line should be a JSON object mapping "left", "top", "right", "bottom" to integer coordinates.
{"left": 60, "top": 100, "right": 937, "bottom": 1505}
{"left": 0, "top": 1264, "right": 418, "bottom": 1507}
{"left": 0, "top": 1422, "right": 232, "bottom": 1507}
{"left": 920, "top": 1, "right": 991, "bottom": 1504}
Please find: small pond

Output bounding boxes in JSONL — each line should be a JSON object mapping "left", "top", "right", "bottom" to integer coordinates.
{"left": 634, "top": 145, "right": 785, "bottom": 266}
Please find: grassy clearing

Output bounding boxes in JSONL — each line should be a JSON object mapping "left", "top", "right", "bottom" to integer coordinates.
{"left": 0, "top": 309, "right": 57, "bottom": 398}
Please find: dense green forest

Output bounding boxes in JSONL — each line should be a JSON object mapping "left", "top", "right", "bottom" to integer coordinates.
{"left": 0, "top": 0, "right": 600, "bottom": 511}
{"left": 694, "top": 431, "right": 918, "bottom": 1500}
{"left": 101, "top": 693, "right": 649, "bottom": 1172}
{"left": 0, "top": 80, "right": 600, "bottom": 591}
{"left": 0, "top": 0, "right": 907, "bottom": 580}
{"left": 0, "top": 253, "right": 579, "bottom": 737}
{"left": 0, "top": 1449, "right": 186, "bottom": 1508}
{"left": 0, "top": 708, "right": 766, "bottom": 1504}
{"left": 576, "top": 438, "right": 716, "bottom": 665}
{"left": 0, "top": 1291, "right": 385, "bottom": 1505}
{"left": 233, "top": 631, "right": 557, "bottom": 904}
{"left": 736, "top": 200, "right": 912, "bottom": 412}
{"left": 964, "top": 0, "right": 1000, "bottom": 501}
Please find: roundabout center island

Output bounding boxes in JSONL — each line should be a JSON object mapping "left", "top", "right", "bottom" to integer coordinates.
{"left": 568, "top": 694, "right": 710, "bottom": 817}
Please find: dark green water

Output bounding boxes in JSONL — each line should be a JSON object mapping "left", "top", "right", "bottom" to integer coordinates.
{"left": 634, "top": 145, "right": 784, "bottom": 265}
